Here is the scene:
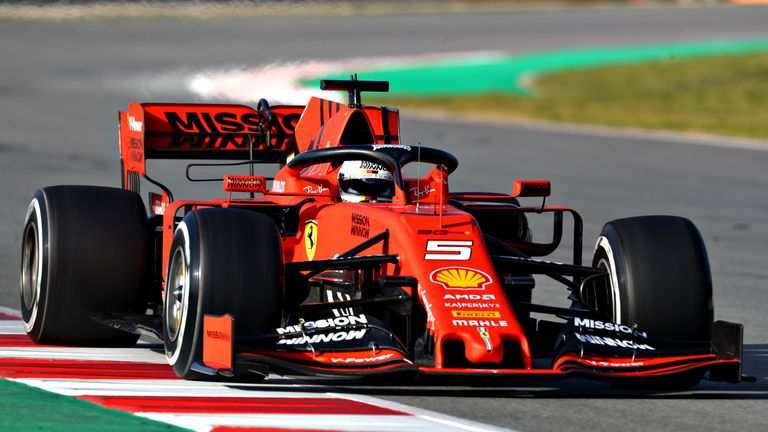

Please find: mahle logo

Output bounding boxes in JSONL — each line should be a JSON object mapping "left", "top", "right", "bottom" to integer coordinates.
{"left": 430, "top": 267, "right": 492, "bottom": 290}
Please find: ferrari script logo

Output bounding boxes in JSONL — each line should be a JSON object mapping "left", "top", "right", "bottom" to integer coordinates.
{"left": 304, "top": 220, "right": 318, "bottom": 261}
{"left": 430, "top": 267, "right": 492, "bottom": 290}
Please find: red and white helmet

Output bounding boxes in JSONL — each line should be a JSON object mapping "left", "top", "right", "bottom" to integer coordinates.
{"left": 338, "top": 160, "right": 394, "bottom": 203}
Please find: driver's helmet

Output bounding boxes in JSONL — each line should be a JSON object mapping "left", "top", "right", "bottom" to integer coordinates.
{"left": 338, "top": 160, "right": 394, "bottom": 203}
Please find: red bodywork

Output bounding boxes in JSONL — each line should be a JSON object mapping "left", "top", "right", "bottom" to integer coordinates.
{"left": 118, "top": 88, "right": 742, "bottom": 383}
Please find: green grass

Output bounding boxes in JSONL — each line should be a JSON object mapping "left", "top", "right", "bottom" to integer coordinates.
{"left": 0, "top": 378, "right": 187, "bottom": 431}
{"left": 373, "top": 52, "right": 768, "bottom": 139}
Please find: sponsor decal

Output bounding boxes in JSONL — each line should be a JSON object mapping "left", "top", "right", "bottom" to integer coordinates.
{"left": 304, "top": 220, "right": 318, "bottom": 261}
{"left": 424, "top": 240, "right": 473, "bottom": 261}
{"left": 453, "top": 319, "right": 508, "bottom": 327}
{"left": 167, "top": 134, "right": 258, "bottom": 150}
{"left": 410, "top": 184, "right": 435, "bottom": 199}
{"left": 329, "top": 353, "right": 395, "bottom": 364}
{"left": 478, "top": 327, "right": 492, "bottom": 352}
{"left": 277, "top": 314, "right": 368, "bottom": 334}
{"left": 326, "top": 290, "right": 353, "bottom": 318}
{"left": 574, "top": 332, "right": 655, "bottom": 351}
{"left": 126, "top": 128, "right": 143, "bottom": 164}
{"left": 224, "top": 176, "right": 263, "bottom": 191}
{"left": 451, "top": 310, "right": 501, "bottom": 318}
{"left": 417, "top": 229, "right": 467, "bottom": 235}
{"left": 129, "top": 146, "right": 143, "bottom": 164}
{"left": 303, "top": 185, "right": 330, "bottom": 194}
{"left": 277, "top": 329, "right": 368, "bottom": 345}
{"left": 372, "top": 144, "right": 411, "bottom": 151}
{"left": 359, "top": 161, "right": 387, "bottom": 171}
{"left": 128, "top": 137, "right": 142, "bottom": 150}
{"left": 350, "top": 213, "right": 370, "bottom": 238}
{"left": 582, "top": 359, "right": 645, "bottom": 368}
{"left": 444, "top": 293, "right": 496, "bottom": 300}
{"left": 431, "top": 267, "right": 491, "bottom": 290}
{"left": 150, "top": 194, "right": 166, "bottom": 216}
{"left": 165, "top": 111, "right": 261, "bottom": 133}
{"left": 152, "top": 202, "right": 166, "bottom": 215}
{"left": 445, "top": 302, "right": 500, "bottom": 309}
{"left": 574, "top": 318, "right": 648, "bottom": 338}
{"left": 128, "top": 115, "right": 143, "bottom": 132}
{"left": 271, "top": 180, "right": 286, "bottom": 193}
{"left": 155, "top": 109, "right": 299, "bottom": 152}
{"left": 202, "top": 314, "right": 233, "bottom": 370}
{"left": 205, "top": 330, "right": 231, "bottom": 342}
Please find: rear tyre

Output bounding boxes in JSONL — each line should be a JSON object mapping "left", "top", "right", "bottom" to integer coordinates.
{"left": 20, "top": 186, "right": 148, "bottom": 345}
{"left": 163, "top": 208, "right": 283, "bottom": 380}
{"left": 590, "top": 215, "right": 713, "bottom": 388}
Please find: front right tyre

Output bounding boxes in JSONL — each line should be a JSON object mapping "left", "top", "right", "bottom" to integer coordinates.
{"left": 163, "top": 208, "right": 284, "bottom": 380}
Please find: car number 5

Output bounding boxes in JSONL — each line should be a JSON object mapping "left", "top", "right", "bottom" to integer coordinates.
{"left": 424, "top": 240, "right": 473, "bottom": 260}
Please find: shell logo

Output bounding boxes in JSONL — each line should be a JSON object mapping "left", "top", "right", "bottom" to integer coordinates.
{"left": 430, "top": 267, "right": 492, "bottom": 290}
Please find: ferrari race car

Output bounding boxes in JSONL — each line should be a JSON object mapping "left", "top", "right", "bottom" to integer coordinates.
{"left": 20, "top": 78, "right": 745, "bottom": 387}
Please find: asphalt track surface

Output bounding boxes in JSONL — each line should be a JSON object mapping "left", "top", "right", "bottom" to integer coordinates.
{"left": 1, "top": 5, "right": 767, "bottom": 431}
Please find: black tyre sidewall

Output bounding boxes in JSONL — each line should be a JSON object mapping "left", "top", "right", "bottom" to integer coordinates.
{"left": 21, "top": 186, "right": 148, "bottom": 345}
{"left": 593, "top": 216, "right": 713, "bottom": 342}
{"left": 164, "top": 208, "right": 284, "bottom": 379}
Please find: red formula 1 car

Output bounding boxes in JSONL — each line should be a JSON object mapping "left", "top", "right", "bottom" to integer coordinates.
{"left": 20, "top": 78, "right": 744, "bottom": 387}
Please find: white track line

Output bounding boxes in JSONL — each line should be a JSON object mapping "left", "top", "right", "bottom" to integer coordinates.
{"left": 332, "top": 392, "right": 516, "bottom": 432}
{"left": 15, "top": 378, "right": 334, "bottom": 399}
{"left": 0, "top": 348, "right": 167, "bottom": 362}
{"left": 138, "top": 413, "right": 468, "bottom": 432}
{"left": 2, "top": 308, "right": 516, "bottom": 432}
{"left": 0, "top": 305, "right": 21, "bottom": 318}
{"left": 0, "top": 322, "right": 25, "bottom": 335}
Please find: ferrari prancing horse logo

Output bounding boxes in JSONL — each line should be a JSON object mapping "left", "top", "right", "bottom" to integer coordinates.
{"left": 304, "top": 220, "right": 318, "bottom": 261}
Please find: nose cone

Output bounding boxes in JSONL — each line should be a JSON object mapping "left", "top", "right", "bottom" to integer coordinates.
{"left": 463, "top": 327, "right": 504, "bottom": 364}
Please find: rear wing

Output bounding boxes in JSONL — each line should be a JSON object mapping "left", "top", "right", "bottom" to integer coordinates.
{"left": 119, "top": 102, "right": 303, "bottom": 190}
{"left": 118, "top": 79, "right": 401, "bottom": 197}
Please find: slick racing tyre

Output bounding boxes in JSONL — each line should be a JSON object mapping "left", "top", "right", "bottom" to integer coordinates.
{"left": 163, "top": 208, "right": 284, "bottom": 380}
{"left": 591, "top": 216, "right": 713, "bottom": 388}
{"left": 20, "top": 186, "right": 148, "bottom": 345}
{"left": 591, "top": 215, "right": 713, "bottom": 341}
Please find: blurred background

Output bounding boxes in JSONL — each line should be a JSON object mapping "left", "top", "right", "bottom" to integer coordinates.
{"left": 1, "top": 2, "right": 767, "bottom": 429}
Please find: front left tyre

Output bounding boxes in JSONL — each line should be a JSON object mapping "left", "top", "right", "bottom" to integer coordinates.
{"left": 589, "top": 215, "right": 713, "bottom": 388}
{"left": 20, "top": 186, "right": 149, "bottom": 345}
{"left": 590, "top": 215, "right": 713, "bottom": 341}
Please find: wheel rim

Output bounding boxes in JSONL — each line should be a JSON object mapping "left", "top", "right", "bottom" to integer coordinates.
{"left": 165, "top": 246, "right": 187, "bottom": 343}
{"left": 588, "top": 236, "right": 620, "bottom": 322}
{"left": 592, "top": 258, "right": 615, "bottom": 320}
{"left": 20, "top": 222, "right": 39, "bottom": 313}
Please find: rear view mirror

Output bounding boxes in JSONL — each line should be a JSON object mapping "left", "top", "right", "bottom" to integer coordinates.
{"left": 511, "top": 180, "right": 551, "bottom": 198}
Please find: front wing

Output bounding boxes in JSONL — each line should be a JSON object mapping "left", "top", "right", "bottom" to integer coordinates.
{"left": 200, "top": 314, "right": 744, "bottom": 383}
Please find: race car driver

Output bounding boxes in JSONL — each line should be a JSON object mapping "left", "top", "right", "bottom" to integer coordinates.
{"left": 337, "top": 160, "right": 394, "bottom": 203}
